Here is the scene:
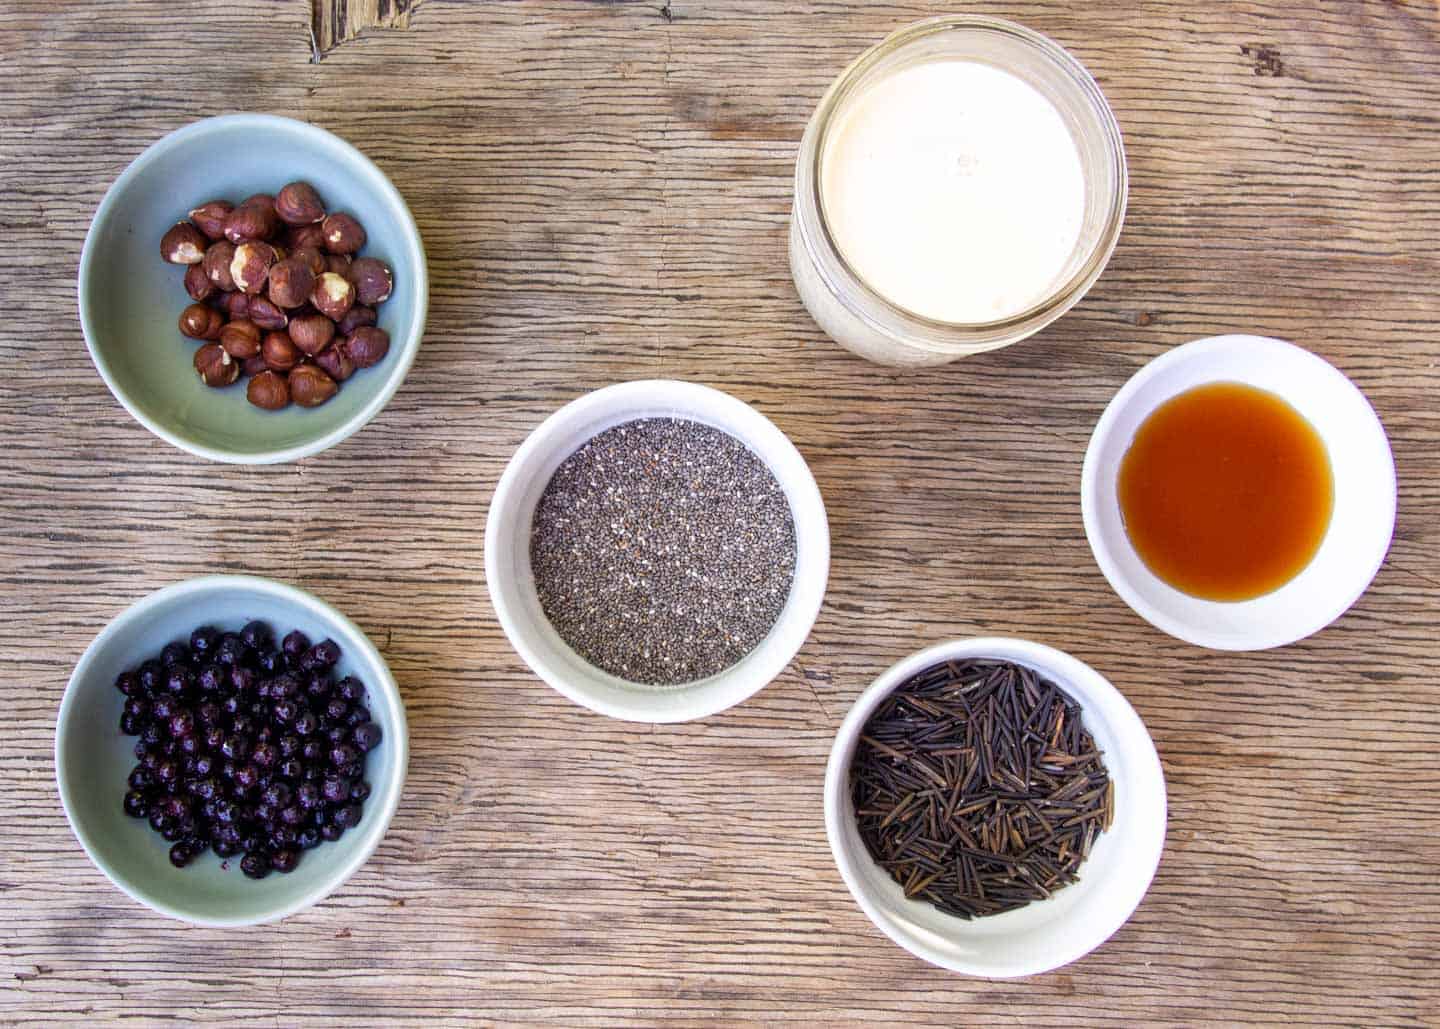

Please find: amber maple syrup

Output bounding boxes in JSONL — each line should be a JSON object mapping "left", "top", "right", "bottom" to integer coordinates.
{"left": 1117, "top": 382, "right": 1334, "bottom": 602}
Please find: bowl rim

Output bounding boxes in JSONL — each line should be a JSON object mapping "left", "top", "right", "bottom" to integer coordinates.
{"left": 484, "top": 379, "right": 830, "bottom": 722}
{"left": 823, "top": 636, "right": 1167, "bottom": 977}
{"left": 77, "top": 113, "right": 429, "bottom": 465}
{"left": 1080, "top": 334, "right": 1397, "bottom": 650}
{"left": 55, "top": 574, "right": 410, "bottom": 926}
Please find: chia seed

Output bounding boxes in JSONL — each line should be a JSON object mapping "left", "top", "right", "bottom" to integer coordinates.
{"left": 529, "top": 417, "right": 797, "bottom": 686}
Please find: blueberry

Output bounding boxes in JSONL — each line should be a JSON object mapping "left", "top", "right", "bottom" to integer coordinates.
{"left": 281, "top": 631, "right": 310, "bottom": 665}
{"left": 252, "top": 742, "right": 279, "bottom": 769}
{"left": 191, "top": 777, "right": 221, "bottom": 801}
{"left": 177, "top": 734, "right": 202, "bottom": 757}
{"left": 324, "top": 698, "right": 350, "bottom": 722}
{"left": 198, "top": 664, "right": 226, "bottom": 694}
{"left": 161, "top": 642, "right": 192, "bottom": 668}
{"left": 262, "top": 782, "right": 292, "bottom": 808}
{"left": 240, "top": 621, "right": 273, "bottom": 651}
{"left": 277, "top": 734, "right": 301, "bottom": 758}
{"left": 123, "top": 790, "right": 149, "bottom": 818}
{"left": 120, "top": 712, "right": 142, "bottom": 735}
{"left": 155, "top": 760, "right": 179, "bottom": 786}
{"left": 277, "top": 757, "right": 303, "bottom": 781}
{"left": 321, "top": 777, "right": 351, "bottom": 803}
{"left": 296, "top": 827, "right": 322, "bottom": 850}
{"left": 203, "top": 726, "right": 227, "bottom": 751}
{"left": 170, "top": 711, "right": 195, "bottom": 738}
{"left": 189, "top": 626, "right": 220, "bottom": 656}
{"left": 328, "top": 744, "right": 358, "bottom": 768}
{"left": 152, "top": 696, "right": 176, "bottom": 721}
{"left": 293, "top": 711, "right": 319, "bottom": 737}
{"left": 270, "top": 673, "right": 300, "bottom": 699}
{"left": 271, "top": 700, "right": 297, "bottom": 725}
{"left": 325, "top": 725, "right": 349, "bottom": 745}
{"left": 278, "top": 804, "right": 305, "bottom": 827}
{"left": 240, "top": 852, "right": 271, "bottom": 879}
{"left": 169, "top": 843, "right": 194, "bottom": 868}
{"left": 161, "top": 821, "right": 187, "bottom": 843}
{"left": 230, "top": 666, "right": 257, "bottom": 693}
{"left": 335, "top": 677, "right": 366, "bottom": 704}
{"left": 230, "top": 715, "right": 255, "bottom": 738}
{"left": 301, "top": 740, "right": 324, "bottom": 763}
{"left": 115, "top": 671, "right": 141, "bottom": 696}
{"left": 305, "top": 674, "right": 330, "bottom": 700}
{"left": 346, "top": 705, "right": 371, "bottom": 727}
{"left": 141, "top": 723, "right": 165, "bottom": 747}
{"left": 256, "top": 650, "right": 284, "bottom": 676}
{"left": 349, "top": 780, "right": 372, "bottom": 802}
{"left": 320, "top": 822, "right": 344, "bottom": 842}
{"left": 220, "top": 735, "right": 249, "bottom": 761}
{"left": 269, "top": 849, "right": 299, "bottom": 874}
{"left": 192, "top": 753, "right": 215, "bottom": 778}
{"left": 352, "top": 723, "right": 383, "bottom": 752}
{"left": 232, "top": 764, "right": 259, "bottom": 790}
{"left": 213, "top": 836, "right": 240, "bottom": 859}
{"left": 138, "top": 660, "right": 164, "bottom": 693}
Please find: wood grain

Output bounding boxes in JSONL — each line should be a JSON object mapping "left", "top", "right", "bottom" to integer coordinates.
{"left": 2, "top": 0, "right": 1438, "bottom": 1024}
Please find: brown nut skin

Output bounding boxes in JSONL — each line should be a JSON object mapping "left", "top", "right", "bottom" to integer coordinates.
{"left": 324, "top": 255, "right": 352, "bottom": 279}
{"left": 160, "top": 221, "right": 208, "bottom": 264}
{"left": 221, "top": 291, "right": 252, "bottom": 320}
{"left": 219, "top": 318, "right": 262, "bottom": 360}
{"left": 230, "top": 242, "right": 277, "bottom": 295}
{"left": 321, "top": 212, "right": 366, "bottom": 255}
{"left": 223, "top": 201, "right": 280, "bottom": 244}
{"left": 188, "top": 200, "right": 234, "bottom": 241}
{"left": 313, "top": 343, "right": 356, "bottom": 383}
{"left": 241, "top": 353, "right": 269, "bottom": 378}
{"left": 203, "top": 241, "right": 237, "bottom": 291}
{"left": 178, "top": 303, "right": 226, "bottom": 340}
{"left": 247, "top": 297, "right": 289, "bottom": 330}
{"left": 184, "top": 263, "right": 215, "bottom": 302}
{"left": 246, "top": 369, "right": 292, "bottom": 410}
{"left": 288, "top": 312, "right": 336, "bottom": 356}
{"left": 194, "top": 343, "right": 240, "bottom": 387}
{"left": 276, "top": 181, "right": 325, "bottom": 226}
{"left": 310, "top": 272, "right": 356, "bottom": 321}
{"left": 291, "top": 246, "right": 326, "bottom": 277}
{"left": 342, "top": 326, "right": 390, "bottom": 368}
{"left": 285, "top": 223, "right": 326, "bottom": 250}
{"left": 335, "top": 304, "right": 377, "bottom": 336}
{"left": 261, "top": 330, "right": 302, "bottom": 371}
{"left": 287, "top": 364, "right": 338, "bottom": 407}
{"left": 347, "top": 257, "right": 393, "bottom": 305}
{"left": 266, "top": 257, "right": 316, "bottom": 309}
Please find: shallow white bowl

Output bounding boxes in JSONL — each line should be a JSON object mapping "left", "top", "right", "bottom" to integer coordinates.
{"left": 485, "top": 380, "right": 830, "bottom": 723}
{"left": 57, "top": 575, "right": 409, "bottom": 926}
{"left": 824, "top": 637, "right": 1166, "bottom": 978}
{"left": 1082, "top": 335, "right": 1396, "bottom": 650}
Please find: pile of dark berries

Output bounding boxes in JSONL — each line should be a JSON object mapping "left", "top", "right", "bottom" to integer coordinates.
{"left": 116, "top": 621, "right": 383, "bottom": 878}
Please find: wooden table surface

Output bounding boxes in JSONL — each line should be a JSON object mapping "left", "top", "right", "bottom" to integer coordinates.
{"left": 3, "top": 1, "right": 1438, "bottom": 1024}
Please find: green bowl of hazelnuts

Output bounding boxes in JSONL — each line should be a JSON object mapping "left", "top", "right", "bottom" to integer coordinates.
{"left": 79, "top": 114, "right": 428, "bottom": 464}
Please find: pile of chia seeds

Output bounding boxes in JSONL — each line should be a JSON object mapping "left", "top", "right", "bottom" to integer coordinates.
{"left": 529, "top": 417, "right": 797, "bottom": 686}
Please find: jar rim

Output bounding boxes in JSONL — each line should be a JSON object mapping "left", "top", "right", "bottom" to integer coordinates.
{"left": 794, "top": 15, "right": 1129, "bottom": 355}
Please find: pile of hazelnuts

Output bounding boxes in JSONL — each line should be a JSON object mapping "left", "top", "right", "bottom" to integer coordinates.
{"left": 160, "top": 181, "right": 394, "bottom": 410}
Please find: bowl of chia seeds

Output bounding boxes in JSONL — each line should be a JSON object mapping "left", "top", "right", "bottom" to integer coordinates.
{"left": 485, "top": 380, "right": 829, "bottom": 722}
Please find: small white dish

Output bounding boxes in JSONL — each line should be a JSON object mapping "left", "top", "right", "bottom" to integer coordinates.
{"left": 1081, "top": 334, "right": 1396, "bottom": 650}
{"left": 485, "top": 380, "right": 830, "bottom": 723}
{"left": 824, "top": 637, "right": 1166, "bottom": 978}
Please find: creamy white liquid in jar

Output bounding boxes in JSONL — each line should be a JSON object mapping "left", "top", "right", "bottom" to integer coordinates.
{"left": 820, "top": 60, "right": 1086, "bottom": 325}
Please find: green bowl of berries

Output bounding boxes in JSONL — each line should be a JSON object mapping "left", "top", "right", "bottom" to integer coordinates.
{"left": 56, "top": 575, "right": 409, "bottom": 925}
{"left": 78, "top": 114, "right": 427, "bottom": 463}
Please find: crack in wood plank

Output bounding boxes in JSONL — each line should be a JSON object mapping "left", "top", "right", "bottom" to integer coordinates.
{"left": 311, "top": 0, "right": 426, "bottom": 60}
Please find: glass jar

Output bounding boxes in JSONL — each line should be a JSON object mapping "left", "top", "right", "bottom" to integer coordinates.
{"left": 789, "top": 16, "right": 1128, "bottom": 368}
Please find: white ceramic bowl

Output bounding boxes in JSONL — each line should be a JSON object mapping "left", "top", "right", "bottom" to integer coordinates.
{"left": 485, "top": 380, "right": 830, "bottom": 723}
{"left": 824, "top": 637, "right": 1166, "bottom": 978}
{"left": 1082, "top": 335, "right": 1396, "bottom": 650}
{"left": 56, "top": 575, "right": 409, "bottom": 926}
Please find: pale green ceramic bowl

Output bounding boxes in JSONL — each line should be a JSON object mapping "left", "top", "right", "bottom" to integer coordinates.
{"left": 79, "top": 114, "right": 428, "bottom": 463}
{"left": 56, "top": 576, "right": 409, "bottom": 926}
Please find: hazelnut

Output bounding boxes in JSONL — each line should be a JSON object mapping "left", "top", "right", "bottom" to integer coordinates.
{"left": 203, "top": 241, "right": 237, "bottom": 291}
{"left": 241, "top": 353, "right": 269, "bottom": 378}
{"left": 310, "top": 272, "right": 356, "bottom": 320}
{"left": 321, "top": 212, "right": 366, "bottom": 255}
{"left": 262, "top": 331, "right": 301, "bottom": 371}
{"left": 288, "top": 364, "right": 338, "bottom": 407}
{"left": 291, "top": 246, "right": 326, "bottom": 277}
{"left": 276, "top": 181, "right": 325, "bottom": 226}
{"left": 267, "top": 257, "right": 316, "bottom": 309}
{"left": 160, "top": 222, "right": 208, "bottom": 264}
{"left": 230, "top": 242, "right": 277, "bottom": 294}
{"left": 194, "top": 343, "right": 239, "bottom": 387}
{"left": 314, "top": 343, "right": 356, "bottom": 383}
{"left": 221, "top": 291, "right": 252, "bottom": 320}
{"left": 188, "top": 200, "right": 234, "bottom": 241}
{"left": 324, "top": 254, "right": 351, "bottom": 277}
{"left": 219, "top": 319, "right": 262, "bottom": 360}
{"left": 179, "top": 303, "right": 225, "bottom": 340}
{"left": 247, "top": 370, "right": 292, "bottom": 410}
{"left": 336, "top": 304, "right": 377, "bottom": 336}
{"left": 286, "top": 223, "right": 326, "bottom": 250}
{"left": 347, "top": 257, "right": 393, "bottom": 305}
{"left": 288, "top": 312, "right": 336, "bottom": 356}
{"left": 342, "top": 326, "right": 390, "bottom": 368}
{"left": 184, "top": 263, "right": 215, "bottom": 302}
{"left": 248, "top": 297, "right": 290, "bottom": 330}
{"left": 223, "top": 201, "right": 280, "bottom": 244}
